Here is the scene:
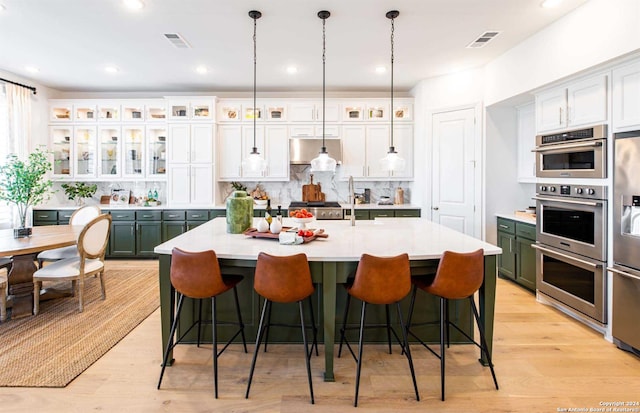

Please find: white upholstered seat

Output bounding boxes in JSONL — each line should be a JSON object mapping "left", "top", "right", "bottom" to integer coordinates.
{"left": 33, "top": 213, "right": 112, "bottom": 314}
{"left": 37, "top": 205, "right": 101, "bottom": 268}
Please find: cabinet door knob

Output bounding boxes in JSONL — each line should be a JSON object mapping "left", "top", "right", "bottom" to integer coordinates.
{"left": 432, "top": 207, "right": 439, "bottom": 211}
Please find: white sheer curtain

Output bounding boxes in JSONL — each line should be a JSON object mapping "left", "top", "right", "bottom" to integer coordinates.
{"left": 0, "top": 82, "right": 33, "bottom": 228}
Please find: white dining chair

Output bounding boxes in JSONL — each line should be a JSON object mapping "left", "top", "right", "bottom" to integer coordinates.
{"left": 33, "top": 213, "right": 112, "bottom": 315}
{"left": 36, "top": 205, "right": 101, "bottom": 268}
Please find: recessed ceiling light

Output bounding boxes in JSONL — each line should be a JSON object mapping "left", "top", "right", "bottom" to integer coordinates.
{"left": 286, "top": 66, "right": 298, "bottom": 74}
{"left": 196, "top": 65, "right": 208, "bottom": 74}
{"left": 541, "top": 0, "right": 562, "bottom": 8}
{"left": 375, "top": 66, "right": 386, "bottom": 74}
{"left": 104, "top": 66, "right": 119, "bottom": 74}
{"left": 123, "top": 0, "right": 144, "bottom": 10}
{"left": 25, "top": 66, "right": 39, "bottom": 74}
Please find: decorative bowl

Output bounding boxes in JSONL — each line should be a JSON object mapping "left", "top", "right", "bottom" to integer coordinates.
{"left": 291, "top": 216, "right": 315, "bottom": 229}
{"left": 254, "top": 199, "right": 268, "bottom": 206}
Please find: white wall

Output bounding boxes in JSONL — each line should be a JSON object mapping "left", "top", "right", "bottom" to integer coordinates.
{"left": 485, "top": 0, "right": 640, "bottom": 106}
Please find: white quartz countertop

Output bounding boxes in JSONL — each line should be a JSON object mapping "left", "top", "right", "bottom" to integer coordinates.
{"left": 495, "top": 213, "right": 536, "bottom": 225}
{"left": 154, "top": 217, "right": 501, "bottom": 261}
{"left": 36, "top": 203, "right": 421, "bottom": 211}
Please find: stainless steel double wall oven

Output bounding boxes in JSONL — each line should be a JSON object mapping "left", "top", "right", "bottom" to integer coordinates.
{"left": 533, "top": 184, "right": 608, "bottom": 324}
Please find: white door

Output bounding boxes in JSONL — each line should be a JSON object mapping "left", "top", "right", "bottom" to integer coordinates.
{"left": 191, "top": 124, "right": 214, "bottom": 164}
{"left": 432, "top": 108, "right": 477, "bottom": 236}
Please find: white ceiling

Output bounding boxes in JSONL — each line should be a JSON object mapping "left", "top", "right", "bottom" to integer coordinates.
{"left": 0, "top": 0, "right": 590, "bottom": 93}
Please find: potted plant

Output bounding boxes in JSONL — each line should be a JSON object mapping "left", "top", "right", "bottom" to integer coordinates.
{"left": 0, "top": 147, "right": 54, "bottom": 237}
{"left": 61, "top": 182, "right": 97, "bottom": 206}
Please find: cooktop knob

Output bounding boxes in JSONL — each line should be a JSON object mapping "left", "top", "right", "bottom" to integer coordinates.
{"left": 576, "top": 188, "right": 584, "bottom": 194}
{"left": 587, "top": 188, "right": 596, "bottom": 195}
{"left": 549, "top": 186, "right": 556, "bottom": 192}
{"left": 540, "top": 185, "right": 548, "bottom": 192}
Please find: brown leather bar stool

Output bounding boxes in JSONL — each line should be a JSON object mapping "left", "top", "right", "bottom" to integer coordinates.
{"left": 0, "top": 257, "right": 11, "bottom": 322}
{"left": 338, "top": 253, "right": 420, "bottom": 407}
{"left": 406, "top": 249, "right": 499, "bottom": 401}
{"left": 158, "top": 247, "right": 247, "bottom": 398}
{"left": 245, "top": 252, "right": 316, "bottom": 404}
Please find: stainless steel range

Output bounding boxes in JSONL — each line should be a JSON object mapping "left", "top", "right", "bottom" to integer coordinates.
{"left": 288, "top": 201, "right": 343, "bottom": 220}
{"left": 532, "top": 183, "right": 608, "bottom": 325}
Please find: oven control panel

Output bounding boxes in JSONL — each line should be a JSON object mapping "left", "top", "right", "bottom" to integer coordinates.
{"left": 537, "top": 184, "right": 607, "bottom": 200}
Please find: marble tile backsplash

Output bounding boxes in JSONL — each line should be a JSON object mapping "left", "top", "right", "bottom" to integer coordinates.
{"left": 43, "top": 165, "right": 412, "bottom": 207}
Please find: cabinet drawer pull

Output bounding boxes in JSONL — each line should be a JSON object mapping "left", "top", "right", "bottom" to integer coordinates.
{"left": 191, "top": 214, "right": 203, "bottom": 218}
{"left": 499, "top": 224, "right": 509, "bottom": 229}
{"left": 38, "top": 215, "right": 49, "bottom": 218}
{"left": 142, "top": 214, "right": 153, "bottom": 218}
{"left": 115, "top": 215, "right": 127, "bottom": 219}
{"left": 168, "top": 214, "right": 179, "bottom": 218}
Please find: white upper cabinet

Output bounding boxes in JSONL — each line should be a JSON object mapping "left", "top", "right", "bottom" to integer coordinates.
{"left": 167, "top": 124, "right": 214, "bottom": 164}
{"left": 517, "top": 103, "right": 536, "bottom": 183}
{"left": 612, "top": 59, "right": 640, "bottom": 132}
{"left": 390, "top": 124, "right": 414, "bottom": 179}
{"left": 535, "top": 74, "right": 607, "bottom": 133}
{"left": 217, "top": 124, "right": 243, "bottom": 180}
{"left": 288, "top": 101, "right": 339, "bottom": 122}
{"left": 167, "top": 97, "right": 215, "bottom": 121}
{"left": 49, "top": 101, "right": 73, "bottom": 122}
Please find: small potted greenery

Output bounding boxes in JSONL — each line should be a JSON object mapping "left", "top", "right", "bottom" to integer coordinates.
{"left": 61, "top": 182, "right": 98, "bottom": 206}
{"left": 0, "top": 147, "right": 54, "bottom": 237}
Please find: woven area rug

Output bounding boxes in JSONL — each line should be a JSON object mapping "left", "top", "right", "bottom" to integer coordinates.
{"left": 0, "top": 267, "right": 159, "bottom": 387}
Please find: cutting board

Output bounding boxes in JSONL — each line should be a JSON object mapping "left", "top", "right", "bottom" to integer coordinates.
{"left": 302, "top": 174, "right": 325, "bottom": 202}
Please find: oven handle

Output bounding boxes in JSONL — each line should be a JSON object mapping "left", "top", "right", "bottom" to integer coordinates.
{"left": 531, "top": 244, "right": 601, "bottom": 268}
{"left": 607, "top": 267, "right": 640, "bottom": 282}
{"left": 532, "top": 140, "right": 603, "bottom": 153}
{"left": 533, "top": 196, "right": 601, "bottom": 207}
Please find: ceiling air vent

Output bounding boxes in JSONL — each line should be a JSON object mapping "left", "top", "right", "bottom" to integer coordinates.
{"left": 466, "top": 31, "right": 501, "bottom": 48}
{"left": 163, "top": 33, "right": 191, "bottom": 49}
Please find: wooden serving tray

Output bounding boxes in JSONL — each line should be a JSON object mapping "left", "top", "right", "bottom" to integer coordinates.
{"left": 243, "top": 227, "right": 328, "bottom": 243}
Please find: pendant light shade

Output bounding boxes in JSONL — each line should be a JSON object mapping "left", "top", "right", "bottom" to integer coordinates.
{"left": 380, "top": 10, "right": 406, "bottom": 173}
{"left": 310, "top": 10, "right": 337, "bottom": 173}
{"left": 242, "top": 10, "right": 267, "bottom": 174}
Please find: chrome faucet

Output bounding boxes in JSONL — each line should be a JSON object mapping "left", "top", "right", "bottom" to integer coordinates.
{"left": 348, "top": 175, "right": 355, "bottom": 226}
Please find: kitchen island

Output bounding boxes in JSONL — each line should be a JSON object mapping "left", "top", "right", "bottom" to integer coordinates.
{"left": 154, "top": 217, "right": 501, "bottom": 381}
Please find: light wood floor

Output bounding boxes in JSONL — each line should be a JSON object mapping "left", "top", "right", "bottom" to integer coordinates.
{"left": 1, "top": 260, "right": 639, "bottom": 413}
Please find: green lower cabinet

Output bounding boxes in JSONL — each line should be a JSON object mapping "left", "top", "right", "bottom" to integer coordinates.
{"left": 137, "top": 222, "right": 162, "bottom": 257}
{"left": 162, "top": 221, "right": 186, "bottom": 240}
{"left": 110, "top": 221, "right": 136, "bottom": 257}
{"left": 369, "top": 209, "right": 395, "bottom": 219}
{"left": 497, "top": 217, "right": 536, "bottom": 292}
{"left": 395, "top": 209, "right": 421, "bottom": 218}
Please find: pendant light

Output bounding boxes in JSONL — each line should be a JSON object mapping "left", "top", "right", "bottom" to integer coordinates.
{"left": 242, "top": 10, "right": 267, "bottom": 174}
{"left": 380, "top": 10, "right": 406, "bottom": 172}
{"left": 310, "top": 10, "right": 337, "bottom": 173}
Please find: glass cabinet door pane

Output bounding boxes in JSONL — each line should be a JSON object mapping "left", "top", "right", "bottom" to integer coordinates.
{"left": 343, "top": 105, "right": 364, "bottom": 121}
{"left": 123, "top": 105, "right": 145, "bottom": 121}
{"left": 146, "top": 126, "right": 167, "bottom": 176}
{"left": 123, "top": 127, "right": 144, "bottom": 177}
{"left": 75, "top": 105, "right": 97, "bottom": 121}
{"left": 191, "top": 103, "right": 211, "bottom": 119}
{"left": 367, "top": 105, "right": 389, "bottom": 121}
{"left": 50, "top": 104, "right": 72, "bottom": 122}
{"left": 147, "top": 104, "right": 167, "bottom": 121}
{"left": 98, "top": 105, "right": 120, "bottom": 121}
{"left": 99, "top": 127, "right": 120, "bottom": 177}
{"left": 74, "top": 127, "right": 97, "bottom": 177}
{"left": 169, "top": 103, "right": 189, "bottom": 119}
{"left": 50, "top": 127, "right": 72, "bottom": 177}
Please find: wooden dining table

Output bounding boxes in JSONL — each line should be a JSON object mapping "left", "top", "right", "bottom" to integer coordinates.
{"left": 0, "top": 225, "right": 83, "bottom": 318}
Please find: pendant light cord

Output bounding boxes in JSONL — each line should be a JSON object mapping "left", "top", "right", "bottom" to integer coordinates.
{"left": 390, "top": 14, "right": 395, "bottom": 150}
{"left": 253, "top": 14, "right": 258, "bottom": 152}
{"left": 321, "top": 15, "right": 327, "bottom": 151}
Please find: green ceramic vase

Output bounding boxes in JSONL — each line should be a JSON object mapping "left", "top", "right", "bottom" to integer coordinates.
{"left": 226, "top": 190, "right": 253, "bottom": 233}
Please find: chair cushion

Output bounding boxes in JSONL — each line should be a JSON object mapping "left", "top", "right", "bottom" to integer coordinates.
{"left": 33, "top": 256, "right": 104, "bottom": 280}
{"left": 37, "top": 245, "right": 79, "bottom": 261}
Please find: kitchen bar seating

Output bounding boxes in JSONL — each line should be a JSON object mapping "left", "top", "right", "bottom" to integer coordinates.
{"left": 246, "top": 252, "right": 316, "bottom": 404}
{"left": 406, "top": 249, "right": 499, "bottom": 401}
{"left": 158, "top": 247, "right": 247, "bottom": 398}
{"left": 0, "top": 257, "right": 10, "bottom": 321}
{"left": 339, "top": 253, "right": 420, "bottom": 407}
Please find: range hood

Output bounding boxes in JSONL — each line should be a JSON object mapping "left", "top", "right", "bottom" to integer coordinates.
{"left": 289, "top": 137, "right": 342, "bottom": 165}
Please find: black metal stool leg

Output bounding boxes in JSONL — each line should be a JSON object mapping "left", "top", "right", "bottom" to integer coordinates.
{"left": 232, "top": 285, "right": 248, "bottom": 353}
{"left": 385, "top": 304, "right": 392, "bottom": 354}
{"left": 197, "top": 298, "right": 203, "bottom": 347}
{"left": 445, "top": 299, "right": 451, "bottom": 348}
{"left": 439, "top": 297, "right": 446, "bottom": 401}
{"left": 469, "top": 296, "right": 499, "bottom": 390}
{"left": 354, "top": 301, "right": 367, "bottom": 407}
{"left": 397, "top": 302, "right": 420, "bottom": 401}
{"left": 338, "top": 292, "right": 351, "bottom": 358}
{"left": 158, "top": 294, "right": 184, "bottom": 389}
{"left": 246, "top": 299, "right": 269, "bottom": 399}
{"left": 212, "top": 296, "right": 219, "bottom": 398}
{"left": 263, "top": 298, "right": 272, "bottom": 353}
{"left": 307, "top": 296, "right": 319, "bottom": 357}
{"left": 299, "top": 300, "right": 315, "bottom": 404}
